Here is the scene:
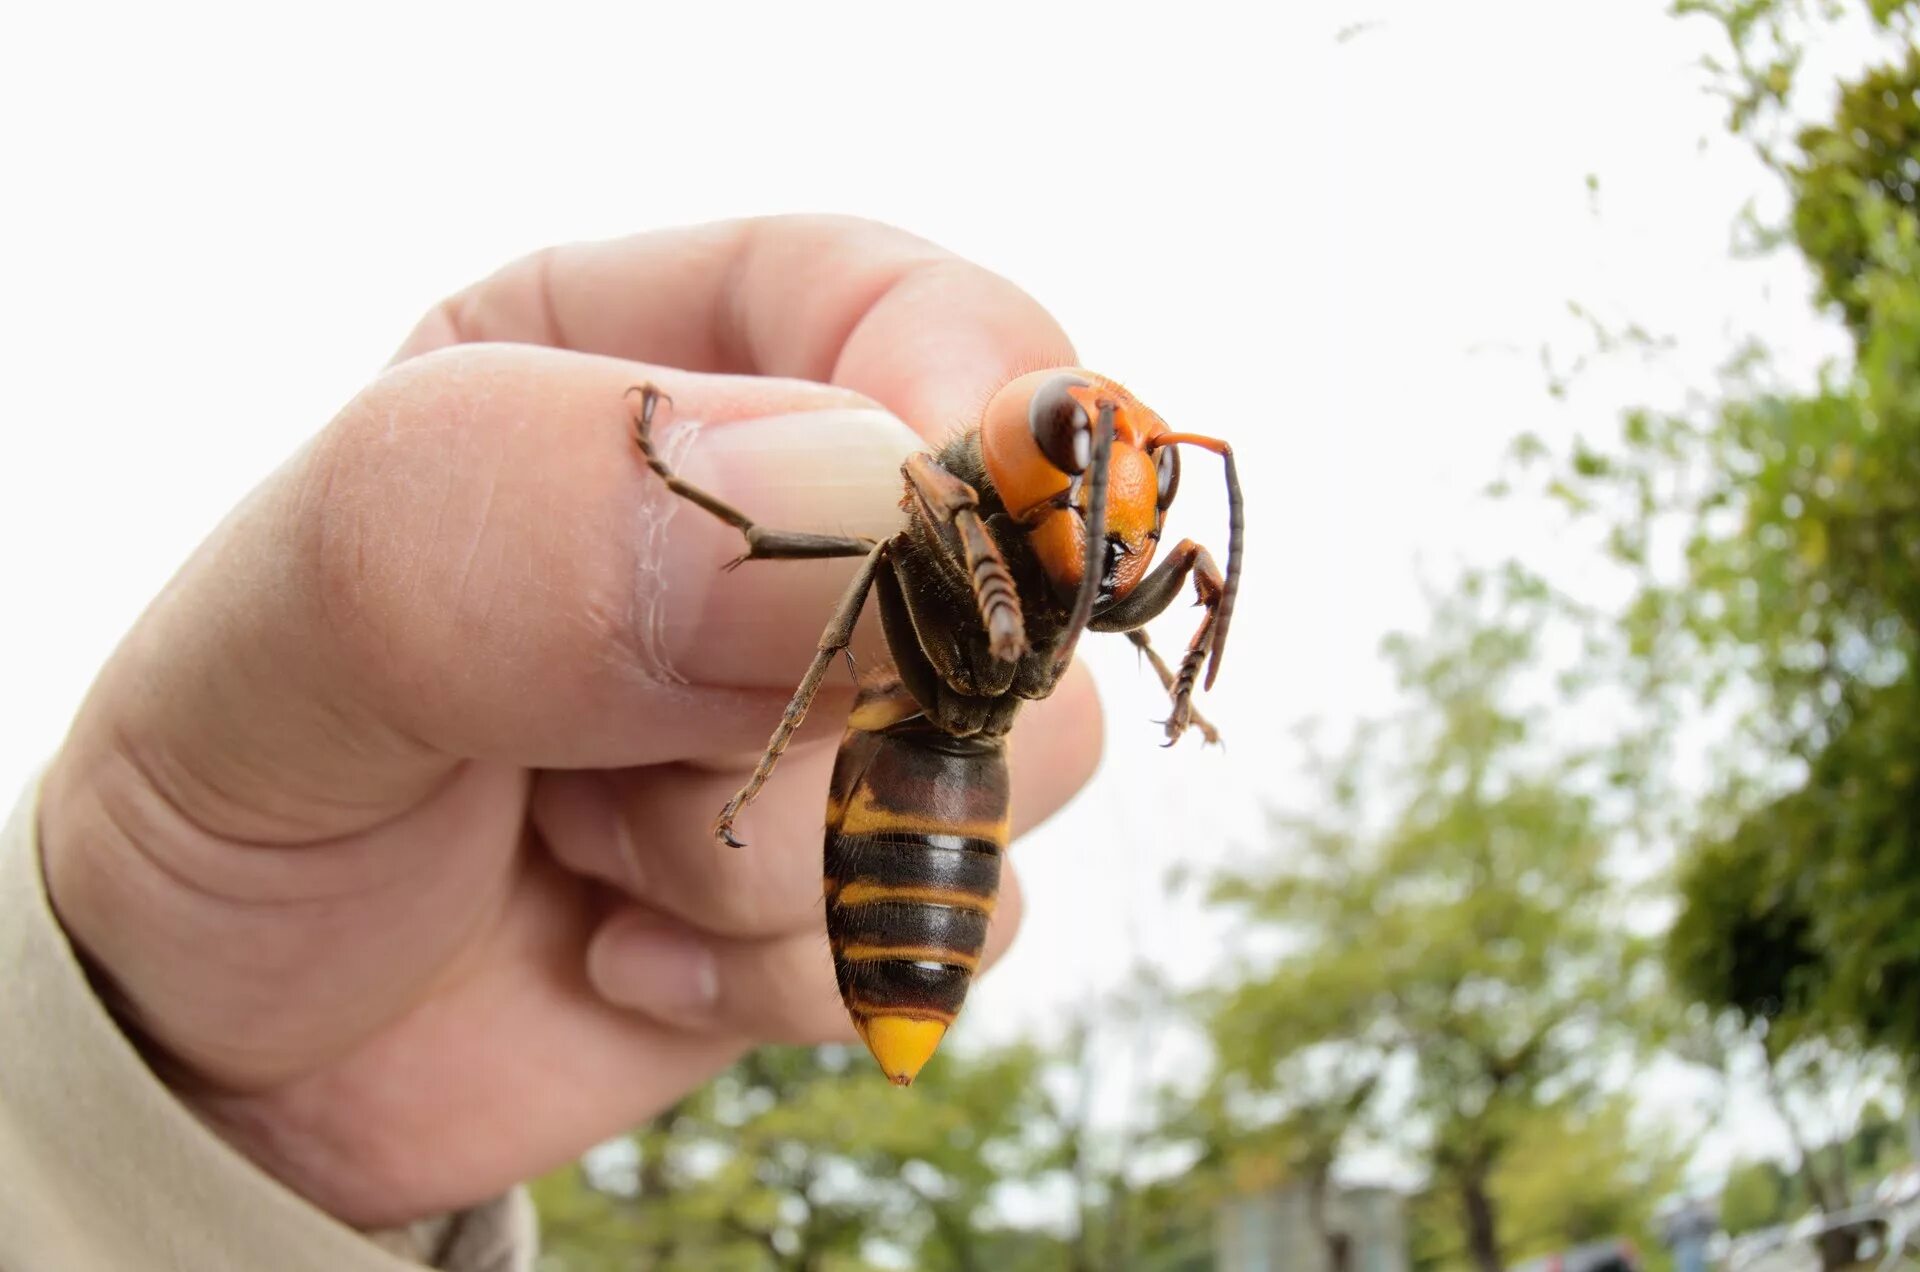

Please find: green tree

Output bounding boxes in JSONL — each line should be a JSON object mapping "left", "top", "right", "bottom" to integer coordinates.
{"left": 1402, "top": 1100, "right": 1681, "bottom": 1272}
{"left": 1538, "top": 5, "right": 1920, "bottom": 1264}
{"left": 1555, "top": 0, "right": 1920, "bottom": 1060}
{"left": 1023, "top": 980, "right": 1226, "bottom": 1272}
{"left": 529, "top": 990, "right": 1217, "bottom": 1272}
{"left": 1207, "top": 570, "right": 1651, "bottom": 1272}
{"left": 1792, "top": 47, "right": 1920, "bottom": 336}
{"left": 1490, "top": 1098, "right": 1684, "bottom": 1266}
{"left": 1721, "top": 1157, "right": 1798, "bottom": 1235}
{"left": 1174, "top": 1066, "right": 1379, "bottom": 1272}
{"left": 532, "top": 1041, "right": 1061, "bottom": 1271}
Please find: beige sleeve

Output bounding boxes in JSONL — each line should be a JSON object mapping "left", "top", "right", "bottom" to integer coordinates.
{"left": 0, "top": 776, "right": 539, "bottom": 1272}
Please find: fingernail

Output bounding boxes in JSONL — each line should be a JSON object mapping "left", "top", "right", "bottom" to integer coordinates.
{"left": 637, "top": 407, "right": 922, "bottom": 689}
{"left": 587, "top": 913, "right": 721, "bottom": 1021}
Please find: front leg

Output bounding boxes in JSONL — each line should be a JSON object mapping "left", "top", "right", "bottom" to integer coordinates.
{"left": 902, "top": 453, "right": 1028, "bottom": 662}
{"left": 628, "top": 384, "right": 875, "bottom": 567}
{"left": 1090, "top": 539, "right": 1224, "bottom": 745}
{"left": 1125, "top": 630, "right": 1221, "bottom": 746}
{"left": 713, "top": 541, "right": 890, "bottom": 847}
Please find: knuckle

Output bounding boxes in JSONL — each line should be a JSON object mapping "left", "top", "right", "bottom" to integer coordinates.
{"left": 415, "top": 245, "right": 557, "bottom": 348}
{"left": 428, "top": 286, "right": 485, "bottom": 346}
{"left": 755, "top": 212, "right": 944, "bottom": 254}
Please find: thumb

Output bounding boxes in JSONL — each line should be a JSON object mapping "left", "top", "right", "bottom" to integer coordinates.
{"left": 49, "top": 342, "right": 922, "bottom": 845}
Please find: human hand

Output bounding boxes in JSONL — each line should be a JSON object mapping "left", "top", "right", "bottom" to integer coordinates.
{"left": 38, "top": 216, "right": 1103, "bottom": 1228}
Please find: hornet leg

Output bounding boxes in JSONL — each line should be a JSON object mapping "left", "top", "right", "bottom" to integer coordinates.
{"left": 901, "top": 453, "right": 1028, "bottom": 662}
{"left": 628, "top": 384, "right": 875, "bottom": 566}
{"left": 713, "top": 541, "right": 890, "bottom": 847}
{"left": 1090, "top": 539, "right": 1225, "bottom": 745}
{"left": 1124, "top": 629, "right": 1221, "bottom": 746}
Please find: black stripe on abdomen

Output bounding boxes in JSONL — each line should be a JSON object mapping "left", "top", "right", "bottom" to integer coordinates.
{"left": 824, "top": 832, "right": 1003, "bottom": 899}
{"left": 829, "top": 900, "right": 991, "bottom": 957}
{"left": 836, "top": 959, "right": 974, "bottom": 1020}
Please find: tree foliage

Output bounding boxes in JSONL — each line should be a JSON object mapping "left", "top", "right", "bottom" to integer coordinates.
{"left": 1486, "top": 1098, "right": 1684, "bottom": 1268}
{"left": 1558, "top": 0, "right": 1920, "bottom": 1073}
{"left": 1792, "top": 46, "right": 1920, "bottom": 334}
{"left": 1206, "top": 570, "right": 1651, "bottom": 1272}
{"left": 1406, "top": 1099, "right": 1683, "bottom": 1272}
{"left": 532, "top": 1042, "right": 1057, "bottom": 1272}
{"left": 1510, "top": 9, "right": 1920, "bottom": 1265}
{"left": 1720, "top": 1156, "right": 1799, "bottom": 1235}
{"left": 531, "top": 1007, "right": 1208, "bottom": 1272}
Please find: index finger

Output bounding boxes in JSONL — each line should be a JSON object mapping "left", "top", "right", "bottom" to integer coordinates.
{"left": 393, "top": 215, "right": 1078, "bottom": 439}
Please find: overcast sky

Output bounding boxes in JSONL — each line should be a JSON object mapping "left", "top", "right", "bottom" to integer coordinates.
{"left": 0, "top": 1, "right": 1885, "bottom": 1183}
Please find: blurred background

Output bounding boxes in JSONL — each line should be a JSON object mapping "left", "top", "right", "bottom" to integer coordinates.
{"left": 5, "top": 1, "right": 1920, "bottom": 1268}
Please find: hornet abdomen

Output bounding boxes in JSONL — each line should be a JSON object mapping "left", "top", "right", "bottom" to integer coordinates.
{"left": 823, "top": 677, "right": 1010, "bottom": 1085}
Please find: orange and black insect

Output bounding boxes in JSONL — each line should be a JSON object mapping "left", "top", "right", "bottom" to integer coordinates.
{"left": 627, "top": 369, "right": 1242, "bottom": 1084}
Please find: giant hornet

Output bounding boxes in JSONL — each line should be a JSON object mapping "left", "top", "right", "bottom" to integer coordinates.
{"left": 627, "top": 370, "right": 1242, "bottom": 1085}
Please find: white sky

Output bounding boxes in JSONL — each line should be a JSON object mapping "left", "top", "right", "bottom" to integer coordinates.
{"left": 0, "top": 0, "right": 1885, "bottom": 1187}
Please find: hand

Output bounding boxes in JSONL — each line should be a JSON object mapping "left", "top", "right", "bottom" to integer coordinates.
{"left": 39, "top": 216, "right": 1103, "bottom": 1228}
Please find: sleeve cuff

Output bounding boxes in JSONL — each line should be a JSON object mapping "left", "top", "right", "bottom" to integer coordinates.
{"left": 0, "top": 773, "right": 536, "bottom": 1271}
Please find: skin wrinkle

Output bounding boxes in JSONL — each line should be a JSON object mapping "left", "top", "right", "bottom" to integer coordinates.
{"left": 522, "top": 226, "right": 742, "bottom": 375}
{"left": 275, "top": 439, "right": 447, "bottom": 790}
{"left": 222, "top": 857, "right": 614, "bottom": 1217}
{"left": 815, "top": 257, "right": 945, "bottom": 395}
{"left": 824, "top": 254, "right": 963, "bottom": 385}
{"left": 531, "top": 244, "right": 568, "bottom": 351}
{"left": 448, "top": 275, "right": 530, "bottom": 355}
{"left": 96, "top": 716, "right": 466, "bottom": 908}
{"left": 419, "top": 408, "right": 466, "bottom": 614}
{"left": 404, "top": 831, "right": 543, "bottom": 1016}
{"left": 714, "top": 219, "right": 759, "bottom": 374}
{"left": 69, "top": 777, "right": 442, "bottom": 1076}
{"left": 304, "top": 354, "right": 551, "bottom": 768}
{"left": 628, "top": 412, "right": 703, "bottom": 687}
{"left": 446, "top": 440, "right": 504, "bottom": 639}
{"left": 193, "top": 1070, "right": 389, "bottom": 1223}
{"left": 111, "top": 696, "right": 253, "bottom": 850}
{"left": 748, "top": 227, "right": 943, "bottom": 387}
{"left": 78, "top": 763, "right": 530, "bottom": 1086}
{"left": 576, "top": 583, "right": 653, "bottom": 682}
{"left": 306, "top": 422, "right": 399, "bottom": 677}
{"left": 425, "top": 303, "right": 465, "bottom": 357}
{"left": 88, "top": 737, "right": 276, "bottom": 915}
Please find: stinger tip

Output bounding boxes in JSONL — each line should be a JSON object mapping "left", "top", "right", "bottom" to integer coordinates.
{"left": 858, "top": 1015, "right": 948, "bottom": 1087}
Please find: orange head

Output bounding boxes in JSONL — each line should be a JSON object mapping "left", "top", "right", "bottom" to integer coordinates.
{"left": 978, "top": 369, "right": 1180, "bottom": 602}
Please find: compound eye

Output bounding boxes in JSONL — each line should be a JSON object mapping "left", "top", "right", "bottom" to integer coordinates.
{"left": 1028, "top": 373, "right": 1093, "bottom": 475}
{"left": 1155, "top": 442, "right": 1181, "bottom": 509}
